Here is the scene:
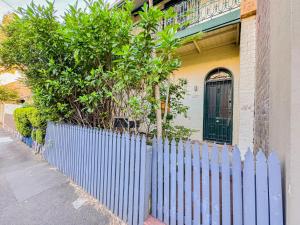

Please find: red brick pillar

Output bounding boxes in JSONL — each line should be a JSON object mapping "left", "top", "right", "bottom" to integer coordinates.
{"left": 241, "top": 0, "right": 257, "bottom": 19}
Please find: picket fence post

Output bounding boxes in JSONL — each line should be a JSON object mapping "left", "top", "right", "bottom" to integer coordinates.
{"left": 268, "top": 152, "right": 284, "bottom": 225}
{"left": 177, "top": 140, "right": 184, "bottom": 225}
{"left": 122, "top": 133, "right": 130, "bottom": 221}
{"left": 202, "top": 144, "right": 210, "bottom": 225}
{"left": 232, "top": 147, "right": 242, "bottom": 225}
{"left": 243, "top": 149, "right": 256, "bottom": 225}
{"left": 256, "top": 150, "right": 269, "bottom": 225}
{"left": 222, "top": 145, "right": 231, "bottom": 225}
{"left": 170, "top": 139, "right": 177, "bottom": 225}
{"left": 151, "top": 136, "right": 158, "bottom": 218}
{"left": 211, "top": 145, "right": 220, "bottom": 225}
{"left": 163, "top": 138, "right": 170, "bottom": 225}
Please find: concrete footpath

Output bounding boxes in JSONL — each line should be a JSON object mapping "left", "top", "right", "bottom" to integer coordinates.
{"left": 0, "top": 128, "right": 115, "bottom": 225}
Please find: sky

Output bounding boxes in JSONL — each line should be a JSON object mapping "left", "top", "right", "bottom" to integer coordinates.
{"left": 0, "top": 0, "right": 116, "bottom": 21}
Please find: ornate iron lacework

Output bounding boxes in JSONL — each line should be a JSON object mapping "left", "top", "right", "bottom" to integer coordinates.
{"left": 161, "top": 0, "right": 240, "bottom": 30}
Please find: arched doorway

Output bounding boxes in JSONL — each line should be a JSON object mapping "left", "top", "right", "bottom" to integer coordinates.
{"left": 203, "top": 68, "right": 233, "bottom": 144}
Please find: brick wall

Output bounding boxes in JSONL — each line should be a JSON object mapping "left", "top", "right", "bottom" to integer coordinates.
{"left": 254, "top": 0, "right": 270, "bottom": 153}
{"left": 241, "top": 0, "right": 257, "bottom": 18}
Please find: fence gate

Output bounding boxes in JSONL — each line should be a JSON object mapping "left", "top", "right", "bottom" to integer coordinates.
{"left": 151, "top": 137, "right": 284, "bottom": 225}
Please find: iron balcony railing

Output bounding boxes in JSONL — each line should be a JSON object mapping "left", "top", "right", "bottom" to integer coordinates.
{"left": 161, "top": 0, "right": 241, "bottom": 30}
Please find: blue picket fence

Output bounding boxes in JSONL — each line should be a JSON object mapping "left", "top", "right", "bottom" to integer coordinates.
{"left": 43, "top": 123, "right": 152, "bottom": 225}
{"left": 21, "top": 136, "right": 33, "bottom": 148}
{"left": 43, "top": 122, "right": 283, "bottom": 225}
{"left": 151, "top": 138, "right": 284, "bottom": 225}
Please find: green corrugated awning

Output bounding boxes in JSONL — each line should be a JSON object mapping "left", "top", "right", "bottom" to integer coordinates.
{"left": 175, "top": 9, "right": 241, "bottom": 39}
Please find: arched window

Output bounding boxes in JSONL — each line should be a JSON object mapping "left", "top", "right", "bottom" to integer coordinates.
{"left": 206, "top": 68, "right": 232, "bottom": 82}
{"left": 203, "top": 68, "right": 233, "bottom": 144}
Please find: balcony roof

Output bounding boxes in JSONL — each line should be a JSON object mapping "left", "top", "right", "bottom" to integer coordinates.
{"left": 176, "top": 23, "right": 240, "bottom": 56}
{"left": 175, "top": 9, "right": 241, "bottom": 39}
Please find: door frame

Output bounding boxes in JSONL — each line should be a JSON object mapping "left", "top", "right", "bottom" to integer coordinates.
{"left": 203, "top": 67, "right": 234, "bottom": 144}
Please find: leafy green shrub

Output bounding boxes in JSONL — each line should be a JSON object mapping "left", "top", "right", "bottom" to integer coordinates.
{"left": 0, "top": 86, "right": 19, "bottom": 102}
{"left": 35, "top": 129, "right": 45, "bottom": 144}
{"left": 26, "top": 107, "right": 44, "bottom": 128}
{"left": 162, "top": 124, "right": 195, "bottom": 142}
{"left": 14, "top": 108, "right": 32, "bottom": 137}
{"left": 14, "top": 107, "right": 46, "bottom": 142}
{"left": 0, "top": 1, "right": 187, "bottom": 138}
{"left": 31, "top": 129, "right": 36, "bottom": 141}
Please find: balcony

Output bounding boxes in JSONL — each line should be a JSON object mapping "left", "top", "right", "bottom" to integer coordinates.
{"left": 161, "top": 0, "right": 241, "bottom": 38}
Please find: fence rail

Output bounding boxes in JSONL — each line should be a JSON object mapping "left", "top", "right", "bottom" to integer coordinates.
{"left": 151, "top": 137, "right": 283, "bottom": 225}
{"left": 44, "top": 123, "right": 151, "bottom": 225}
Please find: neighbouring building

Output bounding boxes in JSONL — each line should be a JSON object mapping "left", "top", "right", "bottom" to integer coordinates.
{"left": 0, "top": 14, "right": 32, "bottom": 129}
{"left": 1, "top": 14, "right": 31, "bottom": 103}
{"left": 0, "top": 69, "right": 31, "bottom": 129}
{"left": 126, "top": 0, "right": 257, "bottom": 154}
{"left": 0, "top": 69, "right": 32, "bottom": 102}
{"left": 256, "top": 0, "right": 300, "bottom": 224}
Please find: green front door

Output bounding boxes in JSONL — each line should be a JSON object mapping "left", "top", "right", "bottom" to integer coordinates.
{"left": 203, "top": 69, "right": 233, "bottom": 144}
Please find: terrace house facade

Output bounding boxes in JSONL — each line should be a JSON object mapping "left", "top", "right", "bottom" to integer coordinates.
{"left": 126, "top": 0, "right": 257, "bottom": 153}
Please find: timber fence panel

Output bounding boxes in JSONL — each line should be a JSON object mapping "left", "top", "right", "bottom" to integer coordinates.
{"left": 44, "top": 123, "right": 151, "bottom": 225}
{"left": 44, "top": 123, "right": 284, "bottom": 225}
{"left": 149, "top": 140, "right": 284, "bottom": 225}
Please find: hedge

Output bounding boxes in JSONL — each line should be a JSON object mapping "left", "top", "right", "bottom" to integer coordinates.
{"left": 35, "top": 128, "right": 45, "bottom": 144}
{"left": 14, "top": 107, "right": 46, "bottom": 144}
{"left": 14, "top": 108, "right": 32, "bottom": 137}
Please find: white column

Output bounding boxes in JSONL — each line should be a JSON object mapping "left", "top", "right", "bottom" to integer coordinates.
{"left": 238, "top": 15, "right": 256, "bottom": 154}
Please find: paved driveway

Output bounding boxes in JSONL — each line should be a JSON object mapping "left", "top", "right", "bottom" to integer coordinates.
{"left": 0, "top": 129, "right": 113, "bottom": 225}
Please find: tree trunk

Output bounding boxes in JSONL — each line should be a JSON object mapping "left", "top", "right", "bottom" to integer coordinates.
{"left": 163, "top": 80, "right": 170, "bottom": 123}
{"left": 149, "top": 0, "right": 163, "bottom": 138}
{"left": 155, "top": 84, "right": 163, "bottom": 138}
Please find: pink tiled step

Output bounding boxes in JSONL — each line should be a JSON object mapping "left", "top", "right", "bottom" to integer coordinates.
{"left": 144, "top": 216, "right": 166, "bottom": 225}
